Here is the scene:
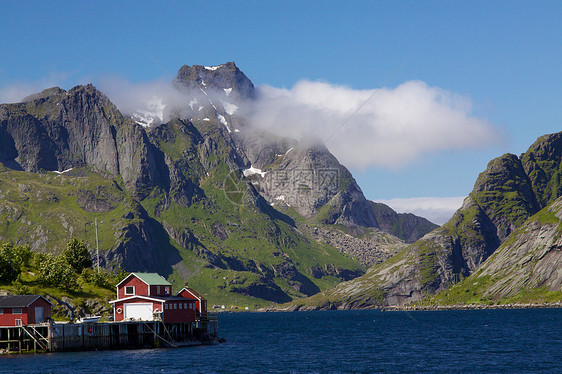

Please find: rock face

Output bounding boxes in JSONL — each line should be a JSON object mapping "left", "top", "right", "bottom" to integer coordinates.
{"left": 471, "top": 197, "right": 562, "bottom": 300}
{"left": 174, "top": 62, "right": 255, "bottom": 101}
{"left": 251, "top": 140, "right": 379, "bottom": 227}
{"left": 0, "top": 85, "right": 169, "bottom": 198}
{"left": 297, "top": 131, "right": 562, "bottom": 307}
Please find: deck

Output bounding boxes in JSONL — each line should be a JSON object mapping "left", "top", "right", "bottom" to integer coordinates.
{"left": 0, "top": 314, "right": 218, "bottom": 354}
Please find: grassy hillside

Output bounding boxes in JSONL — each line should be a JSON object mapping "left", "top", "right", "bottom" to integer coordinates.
{"left": 0, "top": 161, "right": 364, "bottom": 309}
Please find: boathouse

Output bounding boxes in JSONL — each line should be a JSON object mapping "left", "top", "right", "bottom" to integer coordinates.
{"left": 0, "top": 295, "right": 52, "bottom": 326}
{"left": 110, "top": 273, "right": 197, "bottom": 323}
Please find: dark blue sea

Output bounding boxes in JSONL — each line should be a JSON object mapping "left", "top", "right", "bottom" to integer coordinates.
{"left": 1, "top": 309, "right": 561, "bottom": 373}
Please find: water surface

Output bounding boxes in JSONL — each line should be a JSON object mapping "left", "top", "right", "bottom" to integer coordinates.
{"left": 1, "top": 309, "right": 560, "bottom": 373}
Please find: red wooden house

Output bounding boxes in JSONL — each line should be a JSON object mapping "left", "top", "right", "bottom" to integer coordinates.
{"left": 177, "top": 286, "right": 207, "bottom": 318}
{"left": 0, "top": 295, "right": 52, "bottom": 326}
{"left": 110, "top": 273, "right": 197, "bottom": 323}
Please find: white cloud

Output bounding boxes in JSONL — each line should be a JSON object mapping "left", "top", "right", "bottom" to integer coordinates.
{"left": 376, "top": 196, "right": 465, "bottom": 225}
{"left": 97, "top": 77, "right": 234, "bottom": 126}
{"left": 248, "top": 80, "right": 502, "bottom": 169}
{"left": 2, "top": 74, "right": 502, "bottom": 173}
{"left": 97, "top": 77, "right": 193, "bottom": 125}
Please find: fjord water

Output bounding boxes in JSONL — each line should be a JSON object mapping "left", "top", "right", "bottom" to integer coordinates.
{"left": 2, "top": 309, "right": 561, "bottom": 373}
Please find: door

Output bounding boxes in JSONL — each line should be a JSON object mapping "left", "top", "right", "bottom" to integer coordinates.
{"left": 35, "top": 306, "right": 45, "bottom": 323}
{"left": 124, "top": 303, "right": 153, "bottom": 321}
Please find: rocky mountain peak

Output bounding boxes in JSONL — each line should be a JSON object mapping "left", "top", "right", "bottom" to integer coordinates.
{"left": 22, "top": 87, "right": 66, "bottom": 102}
{"left": 173, "top": 61, "right": 255, "bottom": 101}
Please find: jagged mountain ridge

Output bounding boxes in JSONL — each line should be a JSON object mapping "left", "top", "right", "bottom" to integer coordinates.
{"left": 0, "top": 62, "right": 437, "bottom": 305}
{"left": 287, "top": 132, "right": 562, "bottom": 309}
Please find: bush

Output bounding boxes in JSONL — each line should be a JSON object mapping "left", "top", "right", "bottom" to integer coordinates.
{"left": 12, "top": 274, "right": 30, "bottom": 295}
{"left": 63, "top": 239, "right": 92, "bottom": 273}
{"left": 81, "top": 267, "right": 128, "bottom": 290}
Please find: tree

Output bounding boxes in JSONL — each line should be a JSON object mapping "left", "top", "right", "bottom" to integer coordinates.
{"left": 0, "top": 243, "right": 21, "bottom": 283}
{"left": 63, "top": 239, "right": 92, "bottom": 273}
{"left": 38, "top": 254, "right": 79, "bottom": 292}
{"left": 11, "top": 244, "right": 32, "bottom": 268}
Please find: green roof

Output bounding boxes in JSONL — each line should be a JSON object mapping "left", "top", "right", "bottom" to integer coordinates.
{"left": 134, "top": 273, "right": 171, "bottom": 286}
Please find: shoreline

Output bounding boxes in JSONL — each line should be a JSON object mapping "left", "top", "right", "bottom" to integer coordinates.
{"left": 380, "top": 301, "right": 562, "bottom": 311}
{"left": 257, "top": 301, "right": 562, "bottom": 313}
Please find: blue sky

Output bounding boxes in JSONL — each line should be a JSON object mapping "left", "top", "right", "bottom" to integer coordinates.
{"left": 1, "top": 1, "right": 562, "bottom": 223}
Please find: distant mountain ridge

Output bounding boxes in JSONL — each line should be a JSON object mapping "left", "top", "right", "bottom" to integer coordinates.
{"left": 0, "top": 62, "right": 437, "bottom": 306}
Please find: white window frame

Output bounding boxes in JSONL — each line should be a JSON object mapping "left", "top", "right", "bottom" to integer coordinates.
{"left": 13, "top": 308, "right": 22, "bottom": 314}
{"left": 124, "top": 286, "right": 135, "bottom": 295}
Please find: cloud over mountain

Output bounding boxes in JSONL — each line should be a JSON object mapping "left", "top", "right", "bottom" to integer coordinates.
{"left": 248, "top": 80, "right": 502, "bottom": 169}
{"left": 1, "top": 74, "right": 502, "bottom": 172}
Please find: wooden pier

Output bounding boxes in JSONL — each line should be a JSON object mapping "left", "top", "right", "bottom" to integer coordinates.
{"left": 0, "top": 314, "right": 218, "bottom": 354}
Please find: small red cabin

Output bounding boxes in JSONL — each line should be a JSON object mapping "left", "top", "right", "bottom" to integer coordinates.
{"left": 0, "top": 295, "right": 52, "bottom": 326}
{"left": 110, "top": 273, "right": 197, "bottom": 323}
{"left": 177, "top": 287, "right": 207, "bottom": 317}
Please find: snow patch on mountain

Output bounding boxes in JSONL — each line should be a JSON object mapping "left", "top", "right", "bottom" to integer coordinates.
{"left": 204, "top": 65, "right": 223, "bottom": 71}
{"left": 53, "top": 168, "right": 74, "bottom": 175}
{"left": 188, "top": 98, "right": 198, "bottom": 110}
{"left": 222, "top": 100, "right": 238, "bottom": 115}
{"left": 217, "top": 114, "right": 231, "bottom": 133}
{"left": 243, "top": 166, "right": 267, "bottom": 178}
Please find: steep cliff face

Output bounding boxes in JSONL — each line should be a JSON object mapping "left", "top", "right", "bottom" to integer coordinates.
{"left": 381, "top": 139, "right": 562, "bottom": 304}
{"left": 0, "top": 85, "right": 122, "bottom": 174}
{"left": 249, "top": 140, "right": 378, "bottom": 227}
{"left": 471, "top": 198, "right": 562, "bottom": 300}
{"left": 0, "top": 85, "right": 171, "bottom": 199}
{"left": 428, "top": 197, "right": 562, "bottom": 304}
{"left": 289, "top": 131, "right": 562, "bottom": 308}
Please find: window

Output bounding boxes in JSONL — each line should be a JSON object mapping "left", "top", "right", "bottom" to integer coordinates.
{"left": 184, "top": 303, "right": 187, "bottom": 309}
{"left": 173, "top": 304, "right": 177, "bottom": 309}
{"left": 164, "top": 304, "right": 168, "bottom": 310}
{"left": 179, "top": 303, "right": 182, "bottom": 309}
{"left": 13, "top": 308, "right": 22, "bottom": 314}
{"left": 0, "top": 308, "right": 3, "bottom": 315}
{"left": 165, "top": 286, "right": 170, "bottom": 294}
{"left": 125, "top": 286, "right": 135, "bottom": 295}
{"left": 157, "top": 286, "right": 160, "bottom": 294}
